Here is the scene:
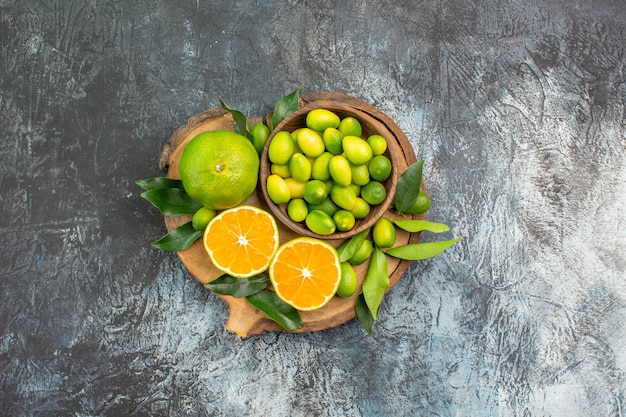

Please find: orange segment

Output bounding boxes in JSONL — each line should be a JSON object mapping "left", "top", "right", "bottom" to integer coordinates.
{"left": 269, "top": 237, "right": 341, "bottom": 311}
{"left": 203, "top": 206, "right": 279, "bottom": 278}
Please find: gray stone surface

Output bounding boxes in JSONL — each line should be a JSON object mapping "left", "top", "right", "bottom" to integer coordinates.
{"left": 1, "top": 0, "right": 625, "bottom": 416}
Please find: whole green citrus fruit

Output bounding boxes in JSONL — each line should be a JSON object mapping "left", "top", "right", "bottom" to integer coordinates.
{"left": 179, "top": 130, "right": 259, "bottom": 210}
{"left": 372, "top": 217, "right": 396, "bottom": 248}
{"left": 336, "top": 262, "right": 357, "bottom": 297}
{"left": 405, "top": 191, "right": 431, "bottom": 214}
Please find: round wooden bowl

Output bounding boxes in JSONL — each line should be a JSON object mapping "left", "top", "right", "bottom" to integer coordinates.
{"left": 259, "top": 100, "right": 401, "bottom": 240}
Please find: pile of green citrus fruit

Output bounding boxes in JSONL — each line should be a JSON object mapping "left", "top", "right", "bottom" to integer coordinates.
{"left": 265, "top": 108, "right": 393, "bottom": 235}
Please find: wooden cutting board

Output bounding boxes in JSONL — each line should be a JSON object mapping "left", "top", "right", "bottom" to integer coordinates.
{"left": 159, "top": 92, "right": 425, "bottom": 337}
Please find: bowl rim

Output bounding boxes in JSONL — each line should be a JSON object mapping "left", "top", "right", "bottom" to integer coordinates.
{"left": 260, "top": 100, "right": 401, "bottom": 240}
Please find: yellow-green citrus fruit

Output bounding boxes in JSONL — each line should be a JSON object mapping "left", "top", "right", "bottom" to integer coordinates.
{"left": 349, "top": 239, "right": 373, "bottom": 265}
{"left": 296, "top": 128, "right": 325, "bottom": 158}
{"left": 284, "top": 177, "right": 306, "bottom": 199}
{"left": 372, "top": 217, "right": 396, "bottom": 248}
{"left": 405, "top": 191, "right": 431, "bottom": 214}
{"left": 287, "top": 199, "right": 308, "bottom": 222}
{"left": 330, "top": 184, "right": 358, "bottom": 210}
{"left": 250, "top": 123, "right": 270, "bottom": 156}
{"left": 291, "top": 133, "right": 303, "bottom": 154}
{"left": 367, "top": 135, "right": 387, "bottom": 155}
{"left": 350, "top": 197, "right": 371, "bottom": 219}
{"left": 361, "top": 181, "right": 387, "bottom": 205}
{"left": 305, "top": 210, "right": 336, "bottom": 235}
{"left": 323, "top": 128, "right": 344, "bottom": 155}
{"left": 289, "top": 153, "right": 312, "bottom": 182}
{"left": 192, "top": 207, "right": 217, "bottom": 231}
{"left": 303, "top": 180, "right": 328, "bottom": 205}
{"left": 268, "top": 131, "right": 294, "bottom": 165}
{"left": 338, "top": 116, "right": 362, "bottom": 137}
{"left": 336, "top": 262, "right": 357, "bottom": 297}
{"left": 291, "top": 128, "right": 303, "bottom": 144}
{"left": 342, "top": 136, "right": 373, "bottom": 166}
{"left": 368, "top": 155, "right": 392, "bottom": 182}
{"left": 350, "top": 163, "right": 370, "bottom": 186}
{"left": 333, "top": 210, "right": 356, "bottom": 232}
{"left": 179, "top": 130, "right": 259, "bottom": 210}
{"left": 267, "top": 108, "right": 396, "bottom": 236}
{"left": 349, "top": 183, "right": 361, "bottom": 197}
{"left": 308, "top": 197, "right": 340, "bottom": 217}
{"left": 304, "top": 154, "right": 316, "bottom": 170}
{"left": 311, "top": 152, "right": 333, "bottom": 181}
{"left": 306, "top": 109, "right": 341, "bottom": 131}
{"left": 266, "top": 174, "right": 291, "bottom": 204}
{"left": 328, "top": 155, "right": 352, "bottom": 187}
{"left": 271, "top": 163, "right": 291, "bottom": 178}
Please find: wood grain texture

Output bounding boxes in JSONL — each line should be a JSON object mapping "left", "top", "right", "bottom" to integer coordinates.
{"left": 0, "top": 0, "right": 624, "bottom": 416}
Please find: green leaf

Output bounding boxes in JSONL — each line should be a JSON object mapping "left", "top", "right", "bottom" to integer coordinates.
{"left": 151, "top": 221, "right": 203, "bottom": 251}
{"left": 247, "top": 290, "right": 304, "bottom": 331}
{"left": 362, "top": 247, "right": 389, "bottom": 319}
{"left": 384, "top": 238, "right": 462, "bottom": 260}
{"left": 355, "top": 293, "right": 375, "bottom": 334}
{"left": 140, "top": 188, "right": 202, "bottom": 216}
{"left": 270, "top": 84, "right": 304, "bottom": 130}
{"left": 219, "top": 96, "right": 253, "bottom": 140}
{"left": 394, "top": 160, "right": 424, "bottom": 214}
{"left": 136, "top": 177, "right": 183, "bottom": 190}
{"left": 336, "top": 229, "right": 369, "bottom": 262}
{"left": 205, "top": 273, "right": 270, "bottom": 297}
{"left": 393, "top": 219, "right": 450, "bottom": 234}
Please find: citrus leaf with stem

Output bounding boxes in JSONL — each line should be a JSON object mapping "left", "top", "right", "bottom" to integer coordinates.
{"left": 355, "top": 293, "right": 375, "bottom": 334}
{"left": 247, "top": 289, "right": 304, "bottom": 331}
{"left": 140, "top": 188, "right": 202, "bottom": 216}
{"left": 394, "top": 160, "right": 424, "bottom": 214}
{"left": 362, "top": 247, "right": 389, "bottom": 320}
{"left": 270, "top": 84, "right": 304, "bottom": 130}
{"left": 205, "top": 273, "right": 271, "bottom": 297}
{"left": 336, "top": 229, "right": 369, "bottom": 262}
{"left": 136, "top": 177, "right": 183, "bottom": 190}
{"left": 151, "top": 221, "right": 203, "bottom": 251}
{"left": 384, "top": 238, "right": 462, "bottom": 260}
{"left": 393, "top": 219, "right": 450, "bottom": 234}
{"left": 219, "top": 96, "right": 253, "bottom": 141}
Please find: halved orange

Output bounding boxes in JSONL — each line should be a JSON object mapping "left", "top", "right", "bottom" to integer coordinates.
{"left": 203, "top": 205, "right": 279, "bottom": 278}
{"left": 269, "top": 237, "right": 341, "bottom": 311}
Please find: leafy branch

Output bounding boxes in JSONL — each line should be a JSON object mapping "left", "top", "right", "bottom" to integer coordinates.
{"left": 353, "top": 160, "right": 462, "bottom": 334}
{"left": 205, "top": 274, "right": 303, "bottom": 331}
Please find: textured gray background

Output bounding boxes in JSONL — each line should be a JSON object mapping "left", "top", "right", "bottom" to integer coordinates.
{"left": 1, "top": 0, "right": 625, "bottom": 416}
